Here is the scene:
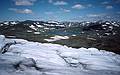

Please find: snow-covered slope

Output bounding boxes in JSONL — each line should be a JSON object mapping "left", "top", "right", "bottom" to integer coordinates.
{"left": 0, "top": 35, "right": 5, "bottom": 49}
{"left": 0, "top": 35, "right": 120, "bottom": 75}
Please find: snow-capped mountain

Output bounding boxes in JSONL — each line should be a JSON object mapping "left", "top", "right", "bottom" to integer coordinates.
{"left": 0, "top": 20, "right": 120, "bottom": 54}
{"left": 0, "top": 20, "right": 120, "bottom": 35}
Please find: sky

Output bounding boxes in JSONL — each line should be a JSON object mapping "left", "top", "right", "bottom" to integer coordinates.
{"left": 0, "top": 0, "right": 120, "bottom": 21}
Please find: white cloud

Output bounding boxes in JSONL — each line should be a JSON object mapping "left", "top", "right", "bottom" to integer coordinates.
{"left": 21, "top": 9, "right": 33, "bottom": 14}
{"left": 63, "top": 9, "right": 71, "bottom": 12}
{"left": 48, "top": 0, "right": 53, "bottom": 3}
{"left": 72, "top": 4, "right": 84, "bottom": 9}
{"left": 13, "top": 0, "right": 37, "bottom": 6}
{"left": 53, "top": 1, "right": 68, "bottom": 5}
{"left": 9, "top": 8, "right": 33, "bottom": 14}
{"left": 87, "top": 14, "right": 100, "bottom": 17}
{"left": 106, "top": 6, "right": 113, "bottom": 9}
{"left": 60, "top": 8, "right": 70, "bottom": 13}
{"left": 45, "top": 11, "right": 53, "bottom": 15}
{"left": 101, "top": 1, "right": 109, "bottom": 4}
{"left": 87, "top": 14, "right": 105, "bottom": 17}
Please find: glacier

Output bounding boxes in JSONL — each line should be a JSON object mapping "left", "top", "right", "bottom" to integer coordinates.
{"left": 0, "top": 35, "right": 120, "bottom": 75}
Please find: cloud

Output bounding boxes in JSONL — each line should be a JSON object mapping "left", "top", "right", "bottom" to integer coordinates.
{"left": 48, "top": 0, "right": 53, "bottom": 3}
{"left": 101, "top": 1, "right": 109, "bottom": 5}
{"left": 45, "top": 11, "right": 53, "bottom": 15}
{"left": 9, "top": 8, "right": 33, "bottom": 14}
{"left": 70, "top": 16, "right": 83, "bottom": 20}
{"left": 53, "top": 1, "right": 68, "bottom": 5}
{"left": 63, "top": 9, "right": 71, "bottom": 12}
{"left": 13, "top": 0, "right": 37, "bottom": 6}
{"left": 87, "top": 14, "right": 100, "bottom": 17}
{"left": 60, "top": 8, "right": 70, "bottom": 13}
{"left": 87, "top": 14, "right": 105, "bottom": 17}
{"left": 72, "top": 4, "right": 84, "bottom": 9}
{"left": 106, "top": 6, "right": 113, "bottom": 9}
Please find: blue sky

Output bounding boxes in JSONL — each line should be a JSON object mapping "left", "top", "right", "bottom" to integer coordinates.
{"left": 0, "top": 0, "right": 120, "bottom": 21}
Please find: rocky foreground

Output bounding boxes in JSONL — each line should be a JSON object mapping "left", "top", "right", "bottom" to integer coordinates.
{"left": 0, "top": 35, "right": 120, "bottom": 75}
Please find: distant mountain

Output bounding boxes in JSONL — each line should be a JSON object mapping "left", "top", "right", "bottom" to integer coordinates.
{"left": 0, "top": 20, "right": 120, "bottom": 54}
{"left": 0, "top": 20, "right": 120, "bottom": 37}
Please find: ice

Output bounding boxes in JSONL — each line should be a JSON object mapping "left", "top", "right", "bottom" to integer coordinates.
{"left": 0, "top": 35, "right": 120, "bottom": 75}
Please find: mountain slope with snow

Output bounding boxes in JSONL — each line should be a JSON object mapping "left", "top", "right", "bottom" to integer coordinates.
{"left": 0, "top": 20, "right": 120, "bottom": 54}
{"left": 0, "top": 35, "right": 120, "bottom": 75}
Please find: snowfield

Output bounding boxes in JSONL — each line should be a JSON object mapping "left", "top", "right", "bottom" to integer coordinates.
{"left": 44, "top": 35, "right": 69, "bottom": 42}
{"left": 0, "top": 35, "right": 120, "bottom": 75}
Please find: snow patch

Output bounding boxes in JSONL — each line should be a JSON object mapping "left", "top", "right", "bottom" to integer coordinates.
{"left": 0, "top": 35, "right": 5, "bottom": 49}
{"left": 34, "top": 32, "right": 40, "bottom": 34}
{"left": 29, "top": 25, "right": 37, "bottom": 31}
{"left": 44, "top": 35, "right": 69, "bottom": 42}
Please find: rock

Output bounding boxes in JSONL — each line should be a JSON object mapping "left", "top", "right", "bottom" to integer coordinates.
{"left": 20, "top": 58, "right": 36, "bottom": 67}
{"left": 15, "top": 58, "right": 37, "bottom": 70}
